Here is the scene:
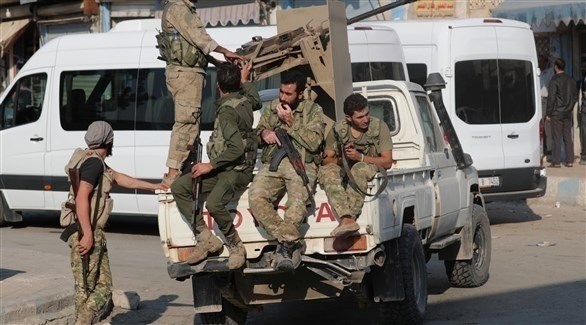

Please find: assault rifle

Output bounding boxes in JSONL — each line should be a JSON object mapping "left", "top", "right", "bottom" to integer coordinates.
{"left": 182, "top": 137, "right": 203, "bottom": 225}
{"left": 60, "top": 168, "right": 89, "bottom": 295}
{"left": 269, "top": 128, "right": 312, "bottom": 197}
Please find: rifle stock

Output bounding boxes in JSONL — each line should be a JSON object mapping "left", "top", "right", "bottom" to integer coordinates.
{"left": 268, "top": 129, "right": 312, "bottom": 197}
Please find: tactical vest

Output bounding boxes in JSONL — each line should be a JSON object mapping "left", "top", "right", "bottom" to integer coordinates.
{"left": 157, "top": 0, "right": 207, "bottom": 68}
{"left": 260, "top": 100, "right": 322, "bottom": 165}
{"left": 207, "top": 96, "right": 257, "bottom": 171}
{"left": 64, "top": 148, "right": 114, "bottom": 228}
{"left": 333, "top": 117, "right": 382, "bottom": 157}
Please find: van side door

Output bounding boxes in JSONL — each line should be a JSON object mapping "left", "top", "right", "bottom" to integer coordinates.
{"left": 0, "top": 72, "right": 49, "bottom": 209}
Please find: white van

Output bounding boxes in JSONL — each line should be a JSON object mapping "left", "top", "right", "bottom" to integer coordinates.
{"left": 372, "top": 18, "right": 546, "bottom": 202}
{"left": 0, "top": 19, "right": 408, "bottom": 224}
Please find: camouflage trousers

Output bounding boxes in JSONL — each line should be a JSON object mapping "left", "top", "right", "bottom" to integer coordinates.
{"left": 68, "top": 227, "right": 112, "bottom": 316}
{"left": 319, "top": 162, "right": 377, "bottom": 220}
{"left": 171, "top": 169, "right": 252, "bottom": 236}
{"left": 248, "top": 160, "right": 318, "bottom": 243}
{"left": 165, "top": 65, "right": 204, "bottom": 169}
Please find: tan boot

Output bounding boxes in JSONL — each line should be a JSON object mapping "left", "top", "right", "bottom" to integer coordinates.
{"left": 186, "top": 228, "right": 223, "bottom": 265}
{"left": 330, "top": 216, "right": 360, "bottom": 238}
{"left": 226, "top": 232, "right": 247, "bottom": 270}
{"left": 75, "top": 309, "right": 96, "bottom": 325}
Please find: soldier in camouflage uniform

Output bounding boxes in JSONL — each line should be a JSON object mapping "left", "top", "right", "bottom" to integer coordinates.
{"left": 320, "top": 93, "right": 394, "bottom": 238}
{"left": 249, "top": 70, "right": 326, "bottom": 271}
{"left": 171, "top": 62, "right": 260, "bottom": 269}
{"left": 158, "top": 0, "right": 243, "bottom": 185}
{"left": 64, "top": 122, "right": 167, "bottom": 324}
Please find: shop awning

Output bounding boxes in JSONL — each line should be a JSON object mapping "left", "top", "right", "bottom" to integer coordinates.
{"left": 197, "top": 1, "right": 260, "bottom": 27}
{"left": 492, "top": 0, "right": 585, "bottom": 30}
{"left": 0, "top": 18, "right": 31, "bottom": 58}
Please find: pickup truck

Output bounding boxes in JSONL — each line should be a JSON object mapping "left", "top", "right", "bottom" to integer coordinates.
{"left": 156, "top": 76, "right": 491, "bottom": 324}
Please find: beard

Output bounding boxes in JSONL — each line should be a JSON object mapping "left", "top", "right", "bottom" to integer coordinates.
{"left": 106, "top": 142, "right": 113, "bottom": 157}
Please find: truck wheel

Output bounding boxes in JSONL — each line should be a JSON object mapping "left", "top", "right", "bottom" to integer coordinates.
{"left": 444, "top": 203, "right": 491, "bottom": 288}
{"left": 199, "top": 298, "right": 247, "bottom": 325}
{"left": 379, "top": 224, "right": 427, "bottom": 324}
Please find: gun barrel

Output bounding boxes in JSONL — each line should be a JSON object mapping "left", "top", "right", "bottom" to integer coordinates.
{"left": 346, "top": 0, "right": 417, "bottom": 25}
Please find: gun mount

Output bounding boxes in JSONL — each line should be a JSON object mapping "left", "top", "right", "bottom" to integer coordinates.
{"left": 236, "top": 0, "right": 417, "bottom": 120}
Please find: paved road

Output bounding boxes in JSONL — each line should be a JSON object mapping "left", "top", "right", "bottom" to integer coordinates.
{"left": 1, "top": 200, "right": 584, "bottom": 324}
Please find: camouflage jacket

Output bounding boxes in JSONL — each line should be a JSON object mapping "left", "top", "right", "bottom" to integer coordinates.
{"left": 161, "top": 0, "right": 218, "bottom": 70}
{"left": 257, "top": 98, "right": 326, "bottom": 165}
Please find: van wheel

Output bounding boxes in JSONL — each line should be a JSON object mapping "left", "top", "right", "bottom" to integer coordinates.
{"left": 199, "top": 298, "right": 247, "bottom": 325}
{"left": 444, "top": 203, "right": 491, "bottom": 288}
{"left": 379, "top": 224, "right": 427, "bottom": 324}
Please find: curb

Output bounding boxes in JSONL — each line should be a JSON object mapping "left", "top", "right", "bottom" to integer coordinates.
{"left": 0, "top": 287, "right": 73, "bottom": 325}
{"left": 531, "top": 174, "right": 586, "bottom": 207}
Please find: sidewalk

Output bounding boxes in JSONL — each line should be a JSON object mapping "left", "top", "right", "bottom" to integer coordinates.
{"left": 532, "top": 163, "right": 586, "bottom": 207}
{"left": 0, "top": 247, "right": 74, "bottom": 324}
{"left": 0, "top": 164, "right": 584, "bottom": 324}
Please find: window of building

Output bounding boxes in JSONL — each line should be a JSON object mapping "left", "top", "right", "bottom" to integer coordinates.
{"left": 0, "top": 73, "right": 47, "bottom": 130}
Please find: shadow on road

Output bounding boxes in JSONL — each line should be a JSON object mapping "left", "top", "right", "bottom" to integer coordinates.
{"left": 109, "top": 294, "right": 185, "bottom": 324}
{"left": 485, "top": 200, "right": 542, "bottom": 225}
{"left": 0, "top": 268, "right": 25, "bottom": 281}
{"left": 426, "top": 280, "right": 586, "bottom": 324}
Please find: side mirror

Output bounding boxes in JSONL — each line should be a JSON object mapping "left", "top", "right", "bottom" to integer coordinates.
{"left": 424, "top": 73, "right": 446, "bottom": 92}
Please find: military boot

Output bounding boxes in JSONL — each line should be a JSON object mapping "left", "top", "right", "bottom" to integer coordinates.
{"left": 226, "top": 232, "right": 247, "bottom": 270}
{"left": 275, "top": 241, "right": 301, "bottom": 271}
{"left": 186, "top": 228, "right": 223, "bottom": 265}
{"left": 75, "top": 309, "right": 96, "bottom": 325}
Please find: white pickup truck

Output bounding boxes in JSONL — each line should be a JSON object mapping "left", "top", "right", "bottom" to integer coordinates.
{"left": 157, "top": 75, "right": 491, "bottom": 324}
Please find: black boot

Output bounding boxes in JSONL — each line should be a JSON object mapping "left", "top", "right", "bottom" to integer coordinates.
{"left": 275, "top": 241, "right": 301, "bottom": 271}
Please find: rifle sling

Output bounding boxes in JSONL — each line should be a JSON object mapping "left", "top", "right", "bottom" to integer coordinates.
{"left": 341, "top": 154, "right": 388, "bottom": 197}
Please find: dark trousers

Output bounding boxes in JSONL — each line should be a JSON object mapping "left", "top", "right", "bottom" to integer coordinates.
{"left": 578, "top": 112, "right": 586, "bottom": 161}
{"left": 551, "top": 116, "right": 574, "bottom": 164}
{"left": 171, "top": 169, "right": 252, "bottom": 236}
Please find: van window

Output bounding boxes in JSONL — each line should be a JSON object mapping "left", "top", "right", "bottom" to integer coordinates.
{"left": 352, "top": 62, "right": 406, "bottom": 82}
{"left": 407, "top": 64, "right": 428, "bottom": 88}
{"left": 60, "top": 68, "right": 282, "bottom": 132}
{"left": 60, "top": 69, "right": 139, "bottom": 130}
{"left": 415, "top": 95, "right": 439, "bottom": 152}
{"left": 367, "top": 97, "right": 398, "bottom": 135}
{"left": 0, "top": 73, "right": 47, "bottom": 130}
{"left": 455, "top": 59, "right": 535, "bottom": 125}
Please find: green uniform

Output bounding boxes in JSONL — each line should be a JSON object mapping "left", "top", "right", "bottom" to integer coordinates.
{"left": 64, "top": 149, "right": 114, "bottom": 319}
{"left": 248, "top": 98, "right": 326, "bottom": 243}
{"left": 319, "top": 117, "right": 393, "bottom": 220}
{"left": 171, "top": 83, "right": 260, "bottom": 236}
{"left": 160, "top": 0, "right": 219, "bottom": 169}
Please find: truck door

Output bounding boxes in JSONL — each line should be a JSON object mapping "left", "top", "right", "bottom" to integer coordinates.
{"left": 415, "top": 95, "right": 461, "bottom": 229}
{"left": 0, "top": 72, "right": 49, "bottom": 209}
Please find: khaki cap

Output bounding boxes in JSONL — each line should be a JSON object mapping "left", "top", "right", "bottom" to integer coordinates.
{"left": 85, "top": 121, "right": 114, "bottom": 149}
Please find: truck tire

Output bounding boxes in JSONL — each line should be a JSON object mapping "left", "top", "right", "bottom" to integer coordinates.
{"left": 199, "top": 298, "right": 247, "bottom": 325}
{"left": 379, "top": 224, "right": 427, "bottom": 325}
{"left": 444, "top": 203, "right": 491, "bottom": 288}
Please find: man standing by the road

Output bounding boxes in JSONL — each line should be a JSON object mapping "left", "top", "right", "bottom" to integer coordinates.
{"left": 171, "top": 62, "right": 260, "bottom": 269}
{"left": 249, "top": 70, "right": 325, "bottom": 271}
{"left": 319, "top": 93, "right": 394, "bottom": 237}
{"left": 159, "top": 0, "right": 243, "bottom": 186}
{"left": 64, "top": 121, "right": 167, "bottom": 324}
{"left": 546, "top": 58, "right": 578, "bottom": 168}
